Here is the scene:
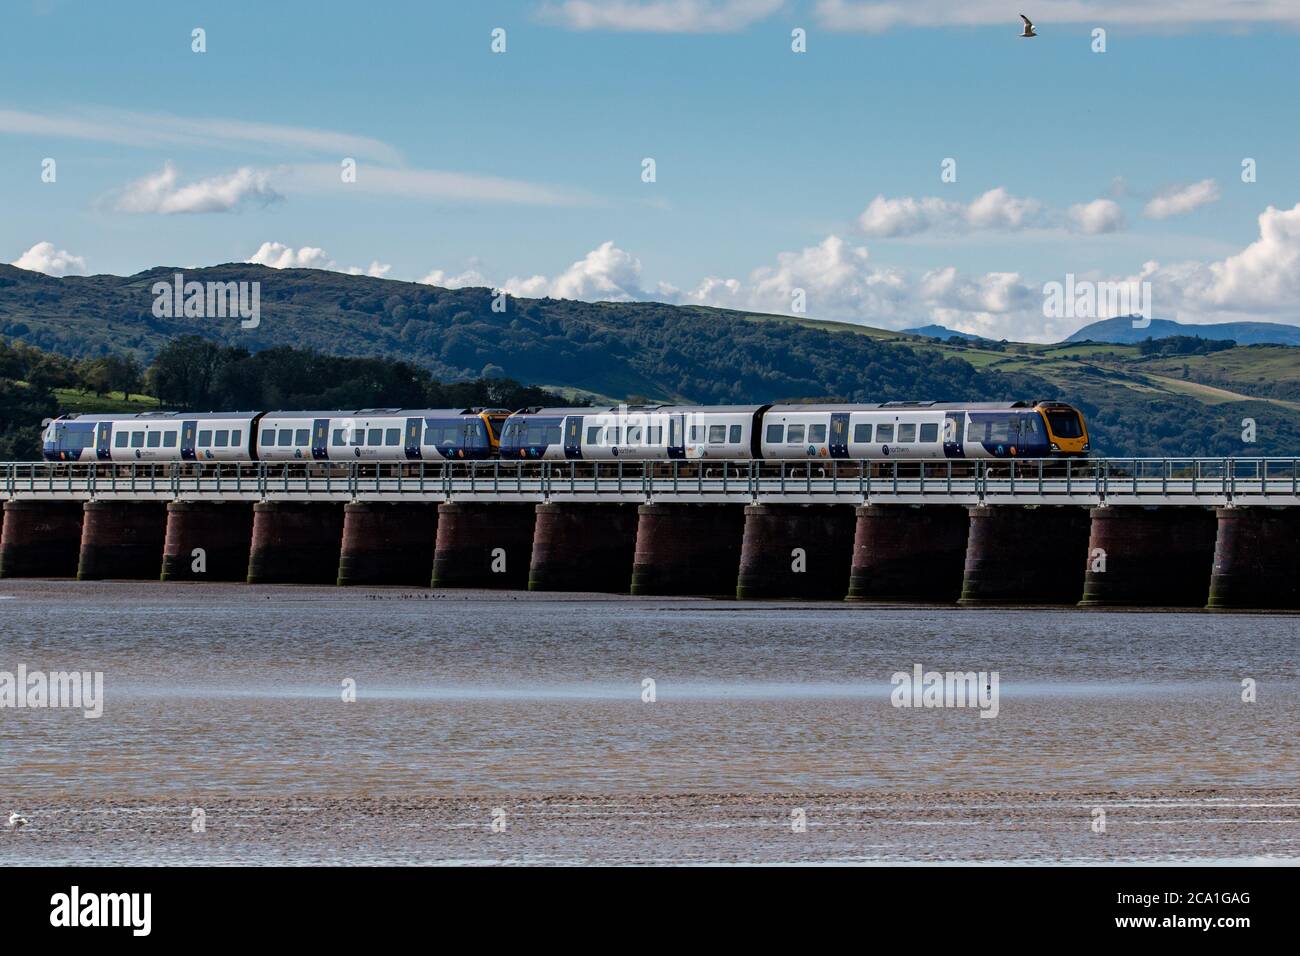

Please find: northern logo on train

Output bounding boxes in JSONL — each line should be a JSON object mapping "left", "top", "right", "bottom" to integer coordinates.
{"left": 882, "top": 445, "right": 891, "bottom": 456}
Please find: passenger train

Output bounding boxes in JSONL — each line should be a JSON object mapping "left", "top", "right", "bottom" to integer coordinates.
{"left": 42, "top": 400, "right": 1090, "bottom": 462}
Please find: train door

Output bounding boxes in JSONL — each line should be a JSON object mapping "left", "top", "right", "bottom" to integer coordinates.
{"left": 667, "top": 414, "right": 686, "bottom": 459}
{"left": 563, "top": 416, "right": 583, "bottom": 459}
{"left": 96, "top": 422, "right": 113, "bottom": 461}
{"left": 180, "top": 420, "right": 198, "bottom": 461}
{"left": 404, "top": 417, "right": 423, "bottom": 460}
{"left": 943, "top": 412, "right": 964, "bottom": 458}
{"left": 829, "top": 412, "right": 850, "bottom": 458}
{"left": 311, "top": 419, "right": 330, "bottom": 460}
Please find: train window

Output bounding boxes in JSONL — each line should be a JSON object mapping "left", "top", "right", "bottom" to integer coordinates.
{"left": 197, "top": 430, "right": 210, "bottom": 447}
{"left": 544, "top": 425, "right": 561, "bottom": 445}
{"left": 854, "top": 423, "right": 872, "bottom": 443}
{"left": 809, "top": 424, "right": 827, "bottom": 443}
{"left": 1046, "top": 410, "right": 1082, "bottom": 438}
{"left": 766, "top": 423, "right": 784, "bottom": 443}
{"left": 295, "top": 429, "right": 310, "bottom": 446}
{"left": 627, "top": 426, "right": 643, "bottom": 444}
{"left": 648, "top": 426, "right": 663, "bottom": 444}
{"left": 213, "top": 430, "right": 228, "bottom": 448}
{"left": 729, "top": 424, "right": 742, "bottom": 443}
{"left": 332, "top": 429, "right": 345, "bottom": 446}
{"left": 351, "top": 429, "right": 366, "bottom": 446}
{"left": 385, "top": 428, "right": 401, "bottom": 446}
{"left": 898, "top": 423, "right": 916, "bottom": 443}
{"left": 115, "top": 431, "right": 129, "bottom": 448}
{"left": 261, "top": 430, "right": 276, "bottom": 446}
{"left": 278, "top": 430, "right": 293, "bottom": 447}
{"left": 163, "top": 432, "right": 178, "bottom": 448}
{"left": 877, "top": 424, "right": 895, "bottom": 443}
{"left": 607, "top": 427, "right": 622, "bottom": 445}
{"left": 232, "top": 430, "right": 241, "bottom": 446}
{"left": 787, "top": 424, "right": 805, "bottom": 443}
{"left": 586, "top": 426, "right": 601, "bottom": 444}
{"left": 146, "top": 431, "right": 161, "bottom": 448}
{"left": 970, "top": 417, "right": 1013, "bottom": 444}
{"left": 688, "top": 425, "right": 704, "bottom": 442}
{"left": 1020, "top": 416, "right": 1042, "bottom": 439}
{"left": 367, "top": 428, "right": 382, "bottom": 446}
{"left": 708, "top": 425, "right": 726, "bottom": 442}
{"left": 919, "top": 423, "right": 939, "bottom": 443}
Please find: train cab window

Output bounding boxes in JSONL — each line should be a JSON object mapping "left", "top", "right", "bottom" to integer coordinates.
{"left": 586, "top": 426, "right": 601, "bottom": 444}
{"left": 332, "top": 429, "right": 345, "bottom": 446}
{"left": 728, "top": 425, "right": 742, "bottom": 444}
{"left": 278, "top": 430, "right": 293, "bottom": 447}
{"left": 708, "top": 425, "right": 726, "bottom": 443}
{"left": 1046, "top": 410, "right": 1082, "bottom": 438}
{"left": 898, "top": 423, "right": 917, "bottom": 443}
{"left": 367, "top": 428, "right": 382, "bottom": 446}
{"left": 115, "top": 431, "right": 129, "bottom": 448}
{"left": 295, "top": 429, "right": 310, "bottom": 446}
{"left": 262, "top": 430, "right": 276, "bottom": 446}
{"left": 787, "top": 424, "right": 805, "bottom": 443}
{"left": 853, "top": 423, "right": 872, "bottom": 443}
{"left": 919, "top": 423, "right": 939, "bottom": 443}
{"left": 627, "top": 426, "right": 643, "bottom": 445}
{"left": 385, "top": 428, "right": 401, "bottom": 446}
{"left": 766, "top": 423, "right": 784, "bottom": 443}
{"left": 164, "top": 432, "right": 178, "bottom": 448}
{"left": 147, "top": 431, "right": 161, "bottom": 448}
{"left": 877, "top": 424, "right": 895, "bottom": 443}
{"left": 809, "top": 424, "right": 827, "bottom": 443}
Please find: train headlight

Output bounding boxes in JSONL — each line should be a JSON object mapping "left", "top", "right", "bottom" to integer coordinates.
{"left": 1050, "top": 442, "right": 1060, "bottom": 451}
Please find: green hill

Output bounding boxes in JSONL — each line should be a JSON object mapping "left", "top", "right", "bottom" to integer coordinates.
{"left": 2, "top": 262, "right": 1299, "bottom": 459}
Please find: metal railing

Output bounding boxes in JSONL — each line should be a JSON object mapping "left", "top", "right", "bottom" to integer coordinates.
{"left": 4, "top": 458, "right": 1300, "bottom": 506}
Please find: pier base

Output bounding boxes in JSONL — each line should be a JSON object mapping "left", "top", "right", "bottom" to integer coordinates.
{"left": 337, "top": 502, "right": 438, "bottom": 586}
{"left": 160, "top": 501, "right": 254, "bottom": 582}
{"left": 630, "top": 503, "right": 745, "bottom": 596}
{"left": 736, "top": 504, "right": 856, "bottom": 600}
{"left": 958, "top": 505, "right": 1091, "bottom": 605}
{"left": 247, "top": 502, "right": 344, "bottom": 584}
{"left": 528, "top": 503, "right": 639, "bottom": 593}
{"left": 0, "top": 500, "right": 83, "bottom": 578}
{"left": 1079, "top": 506, "right": 1217, "bottom": 607}
{"left": 77, "top": 500, "right": 167, "bottom": 580}
{"left": 1207, "top": 507, "right": 1300, "bottom": 610}
{"left": 431, "top": 502, "right": 535, "bottom": 589}
{"left": 846, "top": 504, "right": 969, "bottom": 602}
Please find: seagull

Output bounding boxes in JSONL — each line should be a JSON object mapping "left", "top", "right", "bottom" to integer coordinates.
{"left": 7, "top": 812, "right": 28, "bottom": 830}
{"left": 1019, "top": 14, "right": 1037, "bottom": 37}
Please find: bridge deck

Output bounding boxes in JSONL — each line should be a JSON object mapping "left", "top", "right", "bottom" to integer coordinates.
{"left": 4, "top": 458, "right": 1300, "bottom": 506}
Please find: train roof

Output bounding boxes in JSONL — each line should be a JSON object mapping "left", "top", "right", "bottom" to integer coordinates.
{"left": 765, "top": 401, "right": 1057, "bottom": 413}
{"left": 260, "top": 408, "right": 509, "bottom": 419}
{"left": 508, "top": 404, "right": 765, "bottom": 416}
{"left": 52, "top": 411, "right": 257, "bottom": 422}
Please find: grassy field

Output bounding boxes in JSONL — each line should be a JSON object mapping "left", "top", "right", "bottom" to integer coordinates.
{"left": 52, "top": 388, "right": 160, "bottom": 413}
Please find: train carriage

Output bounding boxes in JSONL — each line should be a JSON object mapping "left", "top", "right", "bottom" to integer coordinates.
{"left": 42, "top": 411, "right": 259, "bottom": 463}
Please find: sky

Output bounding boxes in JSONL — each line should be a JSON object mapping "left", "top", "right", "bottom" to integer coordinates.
{"left": 2, "top": 0, "right": 1299, "bottom": 342}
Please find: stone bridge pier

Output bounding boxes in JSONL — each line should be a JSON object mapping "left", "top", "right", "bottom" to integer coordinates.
{"left": 337, "top": 502, "right": 438, "bottom": 587}
{"left": 631, "top": 503, "right": 745, "bottom": 596}
{"left": 247, "top": 502, "right": 344, "bottom": 584}
{"left": 529, "top": 503, "right": 640, "bottom": 593}
{"left": 1080, "top": 506, "right": 1218, "bottom": 607}
{"left": 736, "top": 503, "right": 856, "bottom": 600}
{"left": 847, "top": 504, "right": 969, "bottom": 602}
{"left": 77, "top": 501, "right": 168, "bottom": 580}
{"left": 959, "top": 505, "right": 1091, "bottom": 605}
{"left": 160, "top": 501, "right": 255, "bottom": 582}
{"left": 0, "top": 500, "right": 84, "bottom": 578}
{"left": 432, "top": 502, "right": 536, "bottom": 590}
{"left": 1207, "top": 507, "right": 1300, "bottom": 610}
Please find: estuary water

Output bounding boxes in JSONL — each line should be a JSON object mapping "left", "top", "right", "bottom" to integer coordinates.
{"left": 1, "top": 581, "right": 1296, "bottom": 864}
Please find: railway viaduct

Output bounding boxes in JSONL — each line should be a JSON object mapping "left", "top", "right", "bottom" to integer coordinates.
{"left": 2, "top": 458, "right": 1299, "bottom": 609}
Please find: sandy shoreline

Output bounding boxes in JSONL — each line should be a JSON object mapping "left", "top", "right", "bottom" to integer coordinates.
{"left": 4, "top": 789, "right": 1298, "bottom": 865}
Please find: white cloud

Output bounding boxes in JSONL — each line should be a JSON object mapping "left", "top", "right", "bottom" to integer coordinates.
{"left": 539, "top": 0, "right": 784, "bottom": 32}
{"left": 419, "top": 267, "right": 492, "bottom": 289}
{"left": 1143, "top": 179, "right": 1220, "bottom": 220}
{"left": 815, "top": 0, "right": 1300, "bottom": 32}
{"left": 285, "top": 163, "right": 592, "bottom": 207}
{"left": 858, "top": 188, "right": 1046, "bottom": 236}
{"left": 113, "top": 162, "right": 281, "bottom": 215}
{"left": 246, "top": 241, "right": 390, "bottom": 278}
{"left": 10, "top": 241, "right": 87, "bottom": 276}
{"left": 1068, "top": 198, "right": 1125, "bottom": 234}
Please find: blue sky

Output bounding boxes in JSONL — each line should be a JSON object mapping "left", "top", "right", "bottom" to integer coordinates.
{"left": 3, "top": 0, "right": 1299, "bottom": 341}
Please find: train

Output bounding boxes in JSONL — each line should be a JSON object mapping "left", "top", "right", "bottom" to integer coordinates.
{"left": 41, "top": 400, "right": 1090, "bottom": 463}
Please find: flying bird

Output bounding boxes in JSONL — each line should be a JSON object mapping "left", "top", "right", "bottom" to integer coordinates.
{"left": 7, "top": 812, "right": 29, "bottom": 830}
{"left": 1019, "top": 14, "right": 1037, "bottom": 37}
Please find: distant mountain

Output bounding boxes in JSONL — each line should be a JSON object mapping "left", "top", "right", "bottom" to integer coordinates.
{"left": 1065, "top": 316, "right": 1300, "bottom": 346}
{"left": 903, "top": 324, "right": 989, "bottom": 342}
